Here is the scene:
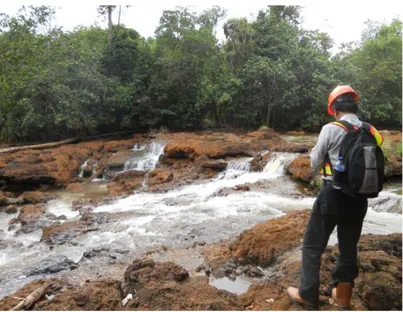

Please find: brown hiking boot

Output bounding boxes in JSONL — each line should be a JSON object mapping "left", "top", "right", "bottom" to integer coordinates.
{"left": 331, "top": 282, "right": 353, "bottom": 310}
{"left": 286, "top": 287, "right": 318, "bottom": 310}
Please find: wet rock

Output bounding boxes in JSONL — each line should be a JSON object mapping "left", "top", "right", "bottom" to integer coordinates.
{"left": 18, "top": 191, "right": 52, "bottom": 204}
{"left": 57, "top": 215, "right": 67, "bottom": 221}
{"left": 107, "top": 177, "right": 144, "bottom": 196}
{"left": 0, "top": 192, "right": 21, "bottom": 207}
{"left": 16, "top": 219, "right": 50, "bottom": 235}
{"left": 234, "top": 184, "right": 250, "bottom": 192}
{"left": 230, "top": 210, "right": 310, "bottom": 267}
{"left": 195, "top": 155, "right": 209, "bottom": 164}
{"left": 82, "top": 166, "right": 94, "bottom": 178}
{"left": 250, "top": 152, "right": 272, "bottom": 172}
{"left": 0, "top": 278, "right": 123, "bottom": 310}
{"left": 83, "top": 249, "right": 101, "bottom": 259}
{"left": 0, "top": 239, "right": 23, "bottom": 249}
{"left": 8, "top": 217, "right": 19, "bottom": 225}
{"left": 41, "top": 221, "right": 83, "bottom": 244}
{"left": 286, "top": 155, "right": 313, "bottom": 182}
{"left": 162, "top": 197, "right": 192, "bottom": 206}
{"left": 0, "top": 192, "right": 12, "bottom": 207}
{"left": 148, "top": 168, "right": 174, "bottom": 186}
{"left": 385, "top": 154, "right": 402, "bottom": 179}
{"left": 200, "top": 159, "right": 228, "bottom": 171}
{"left": 45, "top": 213, "right": 57, "bottom": 220}
{"left": 244, "top": 265, "right": 264, "bottom": 277}
{"left": 235, "top": 267, "right": 244, "bottom": 275}
{"left": 106, "top": 170, "right": 147, "bottom": 196}
{"left": 112, "top": 170, "right": 147, "bottom": 182}
{"left": 358, "top": 233, "right": 402, "bottom": 257}
{"left": 41, "top": 212, "right": 134, "bottom": 245}
{"left": 196, "top": 264, "right": 205, "bottom": 272}
{"left": 103, "top": 139, "right": 135, "bottom": 152}
{"left": 112, "top": 248, "right": 130, "bottom": 254}
{"left": 212, "top": 184, "right": 250, "bottom": 197}
{"left": 164, "top": 140, "right": 253, "bottom": 159}
{"left": 24, "top": 255, "right": 78, "bottom": 276}
{"left": 106, "top": 150, "right": 136, "bottom": 172}
{"left": 369, "top": 196, "right": 402, "bottom": 214}
{"left": 0, "top": 143, "right": 94, "bottom": 190}
{"left": 250, "top": 155, "right": 263, "bottom": 171}
{"left": 8, "top": 224, "right": 17, "bottom": 231}
{"left": 193, "top": 241, "right": 206, "bottom": 247}
{"left": 17, "top": 204, "right": 44, "bottom": 225}
{"left": 4, "top": 205, "right": 17, "bottom": 214}
{"left": 271, "top": 145, "right": 309, "bottom": 153}
{"left": 72, "top": 197, "right": 113, "bottom": 212}
{"left": 124, "top": 259, "right": 189, "bottom": 293}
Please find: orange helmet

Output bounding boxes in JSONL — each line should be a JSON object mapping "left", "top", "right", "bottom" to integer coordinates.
{"left": 327, "top": 86, "right": 359, "bottom": 115}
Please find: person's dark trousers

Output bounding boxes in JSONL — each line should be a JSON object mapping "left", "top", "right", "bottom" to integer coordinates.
{"left": 298, "top": 182, "right": 368, "bottom": 304}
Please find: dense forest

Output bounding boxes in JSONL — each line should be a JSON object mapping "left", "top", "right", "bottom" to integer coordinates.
{"left": 0, "top": 5, "right": 401, "bottom": 142}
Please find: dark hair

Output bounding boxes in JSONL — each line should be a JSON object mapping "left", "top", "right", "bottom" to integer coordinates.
{"left": 333, "top": 93, "right": 358, "bottom": 114}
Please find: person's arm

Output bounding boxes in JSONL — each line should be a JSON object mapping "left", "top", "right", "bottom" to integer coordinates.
{"left": 310, "top": 125, "right": 330, "bottom": 169}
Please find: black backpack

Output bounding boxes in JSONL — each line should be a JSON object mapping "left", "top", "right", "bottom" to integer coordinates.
{"left": 329, "top": 120, "right": 385, "bottom": 198}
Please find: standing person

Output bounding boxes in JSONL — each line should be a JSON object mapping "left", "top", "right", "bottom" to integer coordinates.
{"left": 286, "top": 86, "right": 384, "bottom": 310}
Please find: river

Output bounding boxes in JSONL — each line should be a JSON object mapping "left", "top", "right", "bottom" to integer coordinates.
{"left": 0, "top": 135, "right": 401, "bottom": 299}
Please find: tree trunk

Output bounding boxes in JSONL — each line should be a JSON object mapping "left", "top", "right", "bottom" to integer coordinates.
{"left": 11, "top": 284, "right": 49, "bottom": 311}
{"left": 118, "top": 5, "right": 122, "bottom": 27}
{"left": 266, "top": 103, "right": 271, "bottom": 127}
{"left": 107, "top": 6, "right": 113, "bottom": 44}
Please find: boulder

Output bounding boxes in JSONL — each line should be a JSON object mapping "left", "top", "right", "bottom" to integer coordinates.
{"left": 24, "top": 255, "right": 78, "bottom": 276}
{"left": 17, "top": 204, "right": 44, "bottom": 225}
{"left": 4, "top": 205, "right": 17, "bottom": 214}
{"left": 106, "top": 150, "right": 136, "bottom": 172}
{"left": 148, "top": 168, "right": 174, "bottom": 186}
{"left": 18, "top": 191, "right": 50, "bottom": 204}
{"left": 229, "top": 210, "right": 311, "bottom": 266}
{"left": 286, "top": 155, "right": 313, "bottom": 182}
{"left": 200, "top": 159, "right": 228, "bottom": 170}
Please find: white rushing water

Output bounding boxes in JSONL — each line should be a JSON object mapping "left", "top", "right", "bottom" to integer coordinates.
{"left": 0, "top": 147, "right": 401, "bottom": 299}
{"left": 124, "top": 142, "right": 166, "bottom": 171}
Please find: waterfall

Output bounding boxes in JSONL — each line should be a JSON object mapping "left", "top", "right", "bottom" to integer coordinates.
{"left": 216, "top": 158, "right": 253, "bottom": 180}
{"left": 78, "top": 160, "right": 89, "bottom": 178}
{"left": 227, "top": 159, "right": 253, "bottom": 172}
{"left": 263, "top": 153, "right": 296, "bottom": 175}
{"left": 124, "top": 142, "right": 166, "bottom": 171}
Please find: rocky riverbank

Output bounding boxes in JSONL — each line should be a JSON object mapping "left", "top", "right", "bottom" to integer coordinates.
{"left": 0, "top": 128, "right": 401, "bottom": 310}
{"left": 0, "top": 210, "right": 400, "bottom": 311}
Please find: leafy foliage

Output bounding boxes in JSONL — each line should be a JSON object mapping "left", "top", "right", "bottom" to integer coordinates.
{"left": 0, "top": 5, "right": 401, "bottom": 142}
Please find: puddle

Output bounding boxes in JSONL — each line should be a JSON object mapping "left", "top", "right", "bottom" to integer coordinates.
{"left": 209, "top": 276, "right": 251, "bottom": 295}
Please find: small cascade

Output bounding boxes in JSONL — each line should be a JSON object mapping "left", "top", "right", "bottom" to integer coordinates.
{"left": 263, "top": 153, "right": 297, "bottom": 175}
{"left": 78, "top": 160, "right": 89, "bottom": 178}
{"left": 227, "top": 159, "right": 252, "bottom": 172}
{"left": 369, "top": 192, "right": 402, "bottom": 214}
{"left": 79, "top": 159, "right": 98, "bottom": 179}
{"left": 124, "top": 142, "right": 166, "bottom": 171}
{"left": 216, "top": 158, "right": 253, "bottom": 180}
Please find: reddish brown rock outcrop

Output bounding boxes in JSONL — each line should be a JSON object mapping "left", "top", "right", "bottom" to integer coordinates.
{"left": 286, "top": 155, "right": 313, "bottom": 182}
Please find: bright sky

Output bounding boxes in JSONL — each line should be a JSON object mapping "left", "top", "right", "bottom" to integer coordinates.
{"left": 2, "top": 1, "right": 402, "bottom": 54}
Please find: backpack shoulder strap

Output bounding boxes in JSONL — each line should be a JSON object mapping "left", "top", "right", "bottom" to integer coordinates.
{"left": 361, "top": 121, "right": 371, "bottom": 131}
{"left": 361, "top": 122, "right": 384, "bottom": 146}
{"left": 330, "top": 120, "right": 355, "bottom": 131}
